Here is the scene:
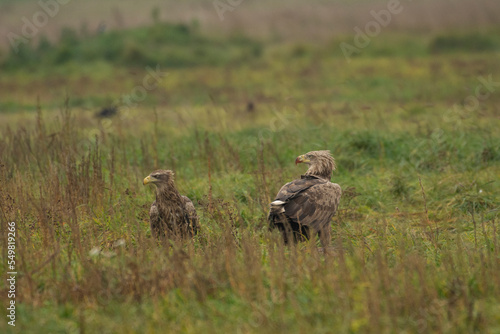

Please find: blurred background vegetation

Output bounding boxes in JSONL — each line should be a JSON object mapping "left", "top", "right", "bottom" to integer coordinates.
{"left": 0, "top": 0, "right": 499, "bottom": 112}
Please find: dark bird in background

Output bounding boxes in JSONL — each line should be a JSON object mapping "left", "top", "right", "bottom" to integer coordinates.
{"left": 95, "top": 106, "right": 117, "bottom": 118}
{"left": 268, "top": 150, "right": 342, "bottom": 247}
{"left": 246, "top": 101, "right": 255, "bottom": 113}
{"left": 143, "top": 170, "right": 199, "bottom": 239}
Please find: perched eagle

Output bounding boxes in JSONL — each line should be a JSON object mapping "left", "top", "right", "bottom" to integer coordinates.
{"left": 143, "top": 169, "right": 199, "bottom": 239}
{"left": 268, "top": 150, "right": 341, "bottom": 247}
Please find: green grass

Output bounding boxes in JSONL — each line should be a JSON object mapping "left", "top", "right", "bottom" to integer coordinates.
{"left": 1, "top": 27, "right": 500, "bottom": 333}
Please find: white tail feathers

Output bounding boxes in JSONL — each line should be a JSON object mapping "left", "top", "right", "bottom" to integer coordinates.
{"left": 270, "top": 200, "right": 286, "bottom": 213}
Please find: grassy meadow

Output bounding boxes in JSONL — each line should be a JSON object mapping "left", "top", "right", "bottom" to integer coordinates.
{"left": 1, "top": 11, "right": 500, "bottom": 334}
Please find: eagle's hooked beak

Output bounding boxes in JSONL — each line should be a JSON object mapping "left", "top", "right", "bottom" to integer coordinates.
{"left": 295, "top": 155, "right": 310, "bottom": 165}
{"left": 143, "top": 175, "right": 156, "bottom": 185}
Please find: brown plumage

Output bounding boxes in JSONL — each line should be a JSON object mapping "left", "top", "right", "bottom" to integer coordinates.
{"left": 268, "top": 150, "right": 341, "bottom": 247}
{"left": 143, "top": 170, "right": 198, "bottom": 239}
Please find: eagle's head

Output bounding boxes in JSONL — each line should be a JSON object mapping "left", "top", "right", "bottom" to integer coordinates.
{"left": 295, "top": 150, "right": 336, "bottom": 179}
{"left": 143, "top": 169, "right": 175, "bottom": 187}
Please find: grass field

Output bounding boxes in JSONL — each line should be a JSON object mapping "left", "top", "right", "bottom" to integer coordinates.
{"left": 1, "top": 9, "right": 500, "bottom": 334}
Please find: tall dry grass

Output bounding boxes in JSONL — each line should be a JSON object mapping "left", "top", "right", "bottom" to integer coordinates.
{"left": 0, "top": 96, "right": 499, "bottom": 333}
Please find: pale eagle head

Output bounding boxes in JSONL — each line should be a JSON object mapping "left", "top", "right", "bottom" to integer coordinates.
{"left": 295, "top": 150, "right": 336, "bottom": 179}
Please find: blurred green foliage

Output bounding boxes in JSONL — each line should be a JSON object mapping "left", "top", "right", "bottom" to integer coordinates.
{"left": 3, "top": 22, "right": 500, "bottom": 72}
{"left": 430, "top": 32, "right": 500, "bottom": 54}
{"left": 1, "top": 22, "right": 263, "bottom": 70}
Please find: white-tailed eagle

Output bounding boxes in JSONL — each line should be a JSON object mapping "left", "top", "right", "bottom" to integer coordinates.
{"left": 143, "top": 169, "right": 198, "bottom": 239}
{"left": 268, "top": 150, "right": 341, "bottom": 247}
